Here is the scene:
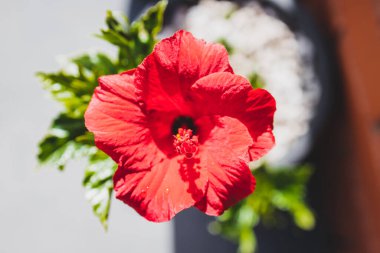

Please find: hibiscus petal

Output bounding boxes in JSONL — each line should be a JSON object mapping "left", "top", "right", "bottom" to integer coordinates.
{"left": 84, "top": 72, "right": 162, "bottom": 171}
{"left": 86, "top": 72, "right": 209, "bottom": 221}
{"left": 134, "top": 30, "right": 233, "bottom": 113}
{"left": 114, "top": 155, "right": 208, "bottom": 222}
{"left": 194, "top": 116, "right": 256, "bottom": 215}
{"left": 190, "top": 72, "right": 276, "bottom": 161}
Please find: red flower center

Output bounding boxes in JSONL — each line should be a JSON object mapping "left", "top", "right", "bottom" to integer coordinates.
{"left": 173, "top": 128, "right": 199, "bottom": 159}
{"left": 171, "top": 116, "right": 197, "bottom": 135}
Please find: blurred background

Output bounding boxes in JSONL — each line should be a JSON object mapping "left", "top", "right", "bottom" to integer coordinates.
{"left": 1, "top": 0, "right": 380, "bottom": 253}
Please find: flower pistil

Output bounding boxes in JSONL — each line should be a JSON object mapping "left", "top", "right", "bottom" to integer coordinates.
{"left": 173, "top": 128, "right": 199, "bottom": 159}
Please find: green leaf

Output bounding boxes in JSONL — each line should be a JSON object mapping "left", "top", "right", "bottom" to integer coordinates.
{"left": 83, "top": 151, "right": 117, "bottom": 229}
{"left": 38, "top": 113, "right": 95, "bottom": 170}
{"left": 132, "top": 0, "right": 166, "bottom": 38}
{"left": 97, "top": 1, "right": 167, "bottom": 70}
{"left": 97, "top": 14, "right": 131, "bottom": 48}
{"left": 248, "top": 72, "right": 265, "bottom": 89}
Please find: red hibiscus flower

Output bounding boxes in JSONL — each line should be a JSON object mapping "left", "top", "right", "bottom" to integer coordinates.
{"left": 85, "top": 30, "right": 276, "bottom": 222}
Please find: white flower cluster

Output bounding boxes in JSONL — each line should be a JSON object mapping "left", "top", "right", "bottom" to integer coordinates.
{"left": 184, "top": 0, "right": 321, "bottom": 168}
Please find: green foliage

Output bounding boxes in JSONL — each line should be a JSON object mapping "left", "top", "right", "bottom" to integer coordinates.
{"left": 37, "top": 1, "right": 167, "bottom": 229}
{"left": 37, "top": 113, "right": 96, "bottom": 170}
{"left": 83, "top": 151, "right": 117, "bottom": 229}
{"left": 249, "top": 72, "right": 265, "bottom": 89}
{"left": 97, "top": 1, "right": 166, "bottom": 69}
{"left": 210, "top": 164, "right": 315, "bottom": 253}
